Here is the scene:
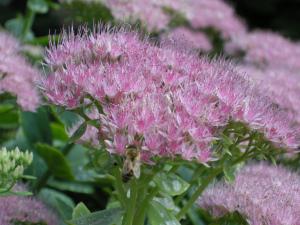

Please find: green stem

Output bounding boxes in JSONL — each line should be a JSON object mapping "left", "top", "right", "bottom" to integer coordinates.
{"left": 113, "top": 167, "right": 127, "bottom": 208}
{"left": 122, "top": 180, "right": 138, "bottom": 225}
{"left": 21, "top": 9, "right": 35, "bottom": 41}
{"left": 134, "top": 188, "right": 159, "bottom": 225}
{"left": 176, "top": 167, "right": 223, "bottom": 220}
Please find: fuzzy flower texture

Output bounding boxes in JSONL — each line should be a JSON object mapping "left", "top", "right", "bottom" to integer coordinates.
{"left": 98, "top": 0, "right": 246, "bottom": 38}
{"left": 0, "top": 31, "right": 39, "bottom": 111}
{"left": 42, "top": 27, "right": 299, "bottom": 163}
{"left": 198, "top": 163, "right": 300, "bottom": 225}
{"left": 0, "top": 184, "right": 59, "bottom": 225}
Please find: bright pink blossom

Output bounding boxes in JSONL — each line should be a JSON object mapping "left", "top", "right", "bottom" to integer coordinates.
{"left": 198, "top": 163, "right": 300, "bottom": 225}
{"left": 0, "top": 31, "right": 39, "bottom": 111}
{"left": 41, "top": 26, "right": 299, "bottom": 163}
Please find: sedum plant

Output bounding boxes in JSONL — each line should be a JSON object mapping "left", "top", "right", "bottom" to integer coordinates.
{"left": 37, "top": 25, "right": 300, "bottom": 225}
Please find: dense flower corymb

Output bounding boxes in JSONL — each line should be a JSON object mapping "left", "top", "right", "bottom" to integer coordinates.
{"left": 238, "top": 64, "right": 300, "bottom": 125}
{"left": 0, "top": 31, "right": 40, "bottom": 111}
{"left": 0, "top": 184, "right": 59, "bottom": 225}
{"left": 63, "top": 0, "right": 246, "bottom": 39}
{"left": 198, "top": 163, "right": 300, "bottom": 225}
{"left": 41, "top": 26, "right": 299, "bottom": 163}
{"left": 226, "top": 30, "right": 300, "bottom": 70}
{"left": 162, "top": 27, "right": 212, "bottom": 52}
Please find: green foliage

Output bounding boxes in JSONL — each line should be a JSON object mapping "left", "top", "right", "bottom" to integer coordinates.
{"left": 39, "top": 188, "right": 75, "bottom": 220}
{"left": 72, "top": 202, "right": 91, "bottom": 219}
{"left": 27, "top": 0, "right": 49, "bottom": 14}
{"left": 0, "top": 104, "right": 19, "bottom": 129}
{"left": 148, "top": 200, "right": 181, "bottom": 225}
{"left": 68, "top": 207, "right": 123, "bottom": 225}
{"left": 68, "top": 122, "right": 87, "bottom": 143}
{"left": 154, "top": 172, "right": 190, "bottom": 196}
{"left": 21, "top": 108, "right": 52, "bottom": 145}
{"left": 35, "top": 143, "right": 74, "bottom": 180}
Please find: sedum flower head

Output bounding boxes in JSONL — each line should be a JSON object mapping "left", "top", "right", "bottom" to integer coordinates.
{"left": 226, "top": 30, "right": 300, "bottom": 70}
{"left": 0, "top": 31, "right": 40, "bottom": 111}
{"left": 185, "top": 0, "right": 246, "bottom": 39}
{"left": 62, "top": 0, "right": 246, "bottom": 39}
{"left": 162, "top": 27, "right": 212, "bottom": 52}
{"left": 238, "top": 64, "right": 300, "bottom": 128}
{"left": 198, "top": 163, "right": 300, "bottom": 225}
{"left": 41, "top": 26, "right": 299, "bottom": 163}
{"left": 0, "top": 184, "right": 59, "bottom": 225}
{"left": 0, "top": 147, "right": 33, "bottom": 191}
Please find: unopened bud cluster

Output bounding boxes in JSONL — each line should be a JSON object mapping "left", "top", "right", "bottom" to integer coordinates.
{"left": 0, "top": 147, "right": 33, "bottom": 190}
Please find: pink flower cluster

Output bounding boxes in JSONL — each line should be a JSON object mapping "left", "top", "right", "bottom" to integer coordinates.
{"left": 0, "top": 184, "right": 59, "bottom": 225}
{"left": 184, "top": 0, "right": 246, "bottom": 39}
{"left": 238, "top": 65, "right": 300, "bottom": 126}
{"left": 226, "top": 30, "right": 300, "bottom": 70}
{"left": 226, "top": 30, "right": 300, "bottom": 137}
{"left": 198, "top": 163, "right": 300, "bottom": 225}
{"left": 0, "top": 31, "right": 40, "bottom": 111}
{"left": 100, "top": 0, "right": 246, "bottom": 38}
{"left": 42, "top": 27, "right": 299, "bottom": 162}
{"left": 162, "top": 27, "right": 212, "bottom": 52}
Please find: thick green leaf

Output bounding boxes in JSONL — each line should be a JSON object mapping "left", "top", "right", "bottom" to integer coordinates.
{"left": 68, "top": 208, "right": 123, "bottom": 225}
{"left": 27, "top": 0, "right": 49, "bottom": 13}
{"left": 48, "top": 180, "right": 94, "bottom": 194}
{"left": 35, "top": 143, "right": 74, "bottom": 180}
{"left": 153, "top": 195, "right": 179, "bottom": 214}
{"left": 154, "top": 172, "right": 190, "bottom": 196}
{"left": 72, "top": 202, "right": 91, "bottom": 219}
{"left": 39, "top": 188, "right": 75, "bottom": 220}
{"left": 5, "top": 15, "right": 25, "bottom": 37}
{"left": 51, "top": 122, "right": 69, "bottom": 141}
{"left": 21, "top": 107, "right": 52, "bottom": 145}
{"left": 148, "top": 200, "right": 180, "bottom": 225}
{"left": 0, "top": 109, "right": 18, "bottom": 128}
{"left": 69, "top": 122, "right": 87, "bottom": 143}
{"left": 68, "top": 145, "right": 98, "bottom": 182}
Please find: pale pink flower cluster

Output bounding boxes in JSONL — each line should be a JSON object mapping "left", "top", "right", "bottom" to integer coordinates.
{"left": 238, "top": 65, "right": 300, "bottom": 125}
{"left": 226, "top": 30, "right": 300, "bottom": 70}
{"left": 198, "top": 163, "right": 300, "bottom": 225}
{"left": 226, "top": 30, "right": 300, "bottom": 135}
{"left": 100, "top": 0, "right": 245, "bottom": 38}
{"left": 162, "top": 27, "right": 212, "bottom": 52}
{"left": 185, "top": 0, "right": 246, "bottom": 39}
{"left": 0, "top": 31, "right": 40, "bottom": 111}
{"left": 95, "top": 0, "right": 171, "bottom": 31}
{"left": 0, "top": 184, "right": 59, "bottom": 225}
{"left": 42, "top": 27, "right": 299, "bottom": 162}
